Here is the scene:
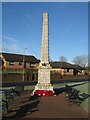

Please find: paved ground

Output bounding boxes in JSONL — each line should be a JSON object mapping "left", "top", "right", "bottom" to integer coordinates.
{"left": 2, "top": 90, "right": 89, "bottom": 120}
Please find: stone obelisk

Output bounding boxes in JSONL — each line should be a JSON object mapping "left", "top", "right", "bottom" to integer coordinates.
{"left": 33, "top": 12, "right": 53, "bottom": 94}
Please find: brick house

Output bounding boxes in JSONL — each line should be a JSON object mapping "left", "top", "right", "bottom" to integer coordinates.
{"left": 0, "top": 52, "right": 40, "bottom": 82}
{"left": 0, "top": 53, "right": 85, "bottom": 82}
{"left": 50, "top": 61, "right": 75, "bottom": 75}
{"left": 0, "top": 52, "right": 40, "bottom": 70}
{"left": 72, "top": 64, "right": 85, "bottom": 75}
{"left": 50, "top": 61, "right": 75, "bottom": 80}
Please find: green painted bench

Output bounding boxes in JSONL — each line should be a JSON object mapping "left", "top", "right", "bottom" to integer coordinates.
{"left": 0, "top": 88, "right": 20, "bottom": 113}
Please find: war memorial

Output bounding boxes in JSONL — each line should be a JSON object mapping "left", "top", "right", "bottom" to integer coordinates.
{"left": 1, "top": 12, "right": 90, "bottom": 119}
{"left": 32, "top": 12, "right": 54, "bottom": 96}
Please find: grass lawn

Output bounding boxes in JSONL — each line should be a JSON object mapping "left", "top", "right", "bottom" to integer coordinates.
{"left": 74, "top": 82, "right": 89, "bottom": 113}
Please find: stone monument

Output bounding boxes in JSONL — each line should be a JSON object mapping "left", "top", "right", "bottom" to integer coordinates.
{"left": 33, "top": 12, "right": 54, "bottom": 96}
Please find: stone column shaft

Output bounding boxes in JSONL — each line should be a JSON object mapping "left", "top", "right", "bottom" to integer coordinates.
{"left": 33, "top": 12, "right": 53, "bottom": 92}
{"left": 41, "top": 12, "right": 49, "bottom": 63}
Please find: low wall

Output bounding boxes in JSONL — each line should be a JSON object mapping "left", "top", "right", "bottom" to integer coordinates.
{"left": 0, "top": 73, "right": 89, "bottom": 83}
{"left": 1, "top": 73, "right": 62, "bottom": 83}
{"left": 2, "top": 73, "right": 23, "bottom": 83}
{"left": 1, "top": 73, "right": 32, "bottom": 83}
{"left": 62, "top": 75, "right": 89, "bottom": 80}
{"left": 51, "top": 74, "right": 62, "bottom": 80}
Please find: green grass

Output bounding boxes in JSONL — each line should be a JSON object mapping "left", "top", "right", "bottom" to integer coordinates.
{"left": 24, "top": 85, "right": 35, "bottom": 90}
{"left": 74, "top": 82, "right": 89, "bottom": 113}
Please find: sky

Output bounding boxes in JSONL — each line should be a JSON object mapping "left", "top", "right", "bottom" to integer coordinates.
{"left": 2, "top": 2, "right": 88, "bottom": 63}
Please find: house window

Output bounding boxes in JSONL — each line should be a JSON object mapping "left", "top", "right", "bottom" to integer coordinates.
{"left": 9, "top": 61, "right": 14, "bottom": 65}
{"left": 19, "top": 62, "right": 22, "bottom": 65}
{"left": 23, "top": 62, "right": 26, "bottom": 68}
{"left": 32, "top": 74, "right": 35, "bottom": 81}
{"left": 67, "top": 69, "right": 69, "bottom": 72}
{"left": 30, "top": 64, "right": 35, "bottom": 67}
{"left": 30, "top": 63, "right": 35, "bottom": 68}
{"left": 0, "top": 58, "right": 4, "bottom": 66}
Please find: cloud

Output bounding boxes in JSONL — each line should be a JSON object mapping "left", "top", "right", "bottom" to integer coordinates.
{"left": 3, "top": 35, "right": 16, "bottom": 42}
{"left": 2, "top": 35, "right": 23, "bottom": 54}
{"left": 2, "top": 42, "right": 20, "bottom": 53}
{"left": 64, "top": 23, "right": 73, "bottom": 34}
{"left": 23, "top": 19, "right": 32, "bottom": 31}
{"left": 24, "top": 14, "right": 33, "bottom": 22}
{"left": 24, "top": 13, "right": 36, "bottom": 23}
{"left": 22, "top": 13, "right": 35, "bottom": 32}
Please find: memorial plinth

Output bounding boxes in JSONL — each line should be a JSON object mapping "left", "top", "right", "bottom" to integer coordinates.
{"left": 33, "top": 12, "right": 54, "bottom": 96}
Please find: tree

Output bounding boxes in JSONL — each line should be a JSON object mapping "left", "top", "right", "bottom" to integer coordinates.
{"left": 72, "top": 55, "right": 88, "bottom": 67}
{"left": 59, "top": 55, "right": 67, "bottom": 62}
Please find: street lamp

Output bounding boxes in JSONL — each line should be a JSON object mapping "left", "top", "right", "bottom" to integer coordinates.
{"left": 22, "top": 48, "right": 28, "bottom": 81}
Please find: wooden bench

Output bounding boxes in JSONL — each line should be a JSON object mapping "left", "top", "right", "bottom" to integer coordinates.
{"left": 2, "top": 88, "right": 20, "bottom": 100}
{"left": 75, "top": 93, "right": 90, "bottom": 105}
{"left": 65, "top": 85, "right": 80, "bottom": 104}
{"left": 2, "top": 99, "right": 8, "bottom": 113}
{"left": 65, "top": 85, "right": 90, "bottom": 105}
{"left": 1, "top": 88, "right": 20, "bottom": 113}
